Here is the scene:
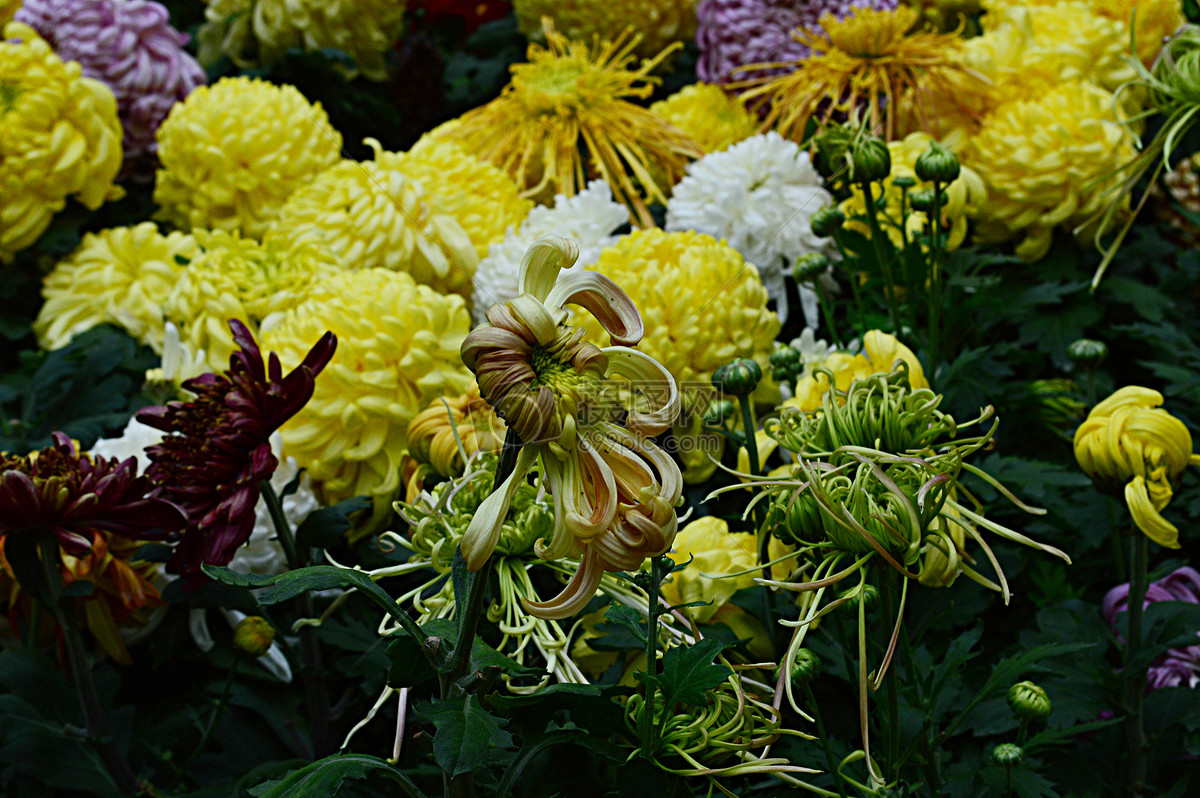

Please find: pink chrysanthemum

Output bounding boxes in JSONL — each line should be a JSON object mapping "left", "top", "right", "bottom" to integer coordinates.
{"left": 696, "top": 0, "right": 897, "bottom": 86}
{"left": 16, "top": 0, "right": 205, "bottom": 161}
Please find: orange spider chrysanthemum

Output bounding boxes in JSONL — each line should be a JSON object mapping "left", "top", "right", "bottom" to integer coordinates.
{"left": 435, "top": 19, "right": 702, "bottom": 228}
{"left": 738, "top": 6, "right": 986, "bottom": 142}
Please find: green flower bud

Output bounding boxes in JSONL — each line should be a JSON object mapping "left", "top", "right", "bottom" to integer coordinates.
{"left": 712, "top": 358, "right": 762, "bottom": 398}
{"left": 908, "top": 189, "right": 946, "bottom": 214}
{"left": 789, "top": 648, "right": 822, "bottom": 686}
{"left": 840, "top": 582, "right": 879, "bottom": 609}
{"left": 703, "top": 399, "right": 736, "bottom": 426}
{"left": 1007, "top": 681, "right": 1052, "bottom": 722}
{"left": 914, "top": 141, "right": 961, "bottom": 184}
{"left": 770, "top": 345, "right": 803, "bottom": 373}
{"left": 851, "top": 138, "right": 891, "bottom": 183}
{"left": 992, "top": 743, "right": 1023, "bottom": 766}
{"left": 811, "top": 206, "right": 845, "bottom": 238}
{"left": 1067, "top": 338, "right": 1108, "bottom": 369}
{"left": 793, "top": 252, "right": 831, "bottom": 283}
{"left": 892, "top": 175, "right": 917, "bottom": 189}
{"left": 233, "top": 616, "right": 276, "bottom": 659}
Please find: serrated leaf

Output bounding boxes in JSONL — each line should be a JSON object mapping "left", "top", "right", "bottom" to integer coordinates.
{"left": 416, "top": 694, "right": 513, "bottom": 777}
{"left": 589, "top": 602, "right": 647, "bottom": 651}
{"left": 637, "top": 638, "right": 731, "bottom": 710}
{"left": 247, "top": 752, "right": 421, "bottom": 797}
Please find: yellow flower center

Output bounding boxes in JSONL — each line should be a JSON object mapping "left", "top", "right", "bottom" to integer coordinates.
{"left": 531, "top": 345, "right": 594, "bottom": 393}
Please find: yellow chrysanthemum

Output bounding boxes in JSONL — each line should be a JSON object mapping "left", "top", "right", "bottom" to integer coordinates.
{"left": 964, "top": 81, "right": 1136, "bottom": 262}
{"left": 514, "top": 0, "right": 699, "bottom": 59}
{"left": 984, "top": 0, "right": 1183, "bottom": 65}
{"left": 433, "top": 21, "right": 702, "bottom": 228}
{"left": 1074, "top": 386, "right": 1200, "bottom": 548}
{"left": 197, "top": 0, "right": 407, "bottom": 81}
{"left": 0, "top": 23, "right": 123, "bottom": 262}
{"left": 406, "top": 384, "right": 506, "bottom": 479}
{"left": 839, "top": 133, "right": 987, "bottom": 251}
{"left": 165, "top": 230, "right": 342, "bottom": 369}
{"left": 738, "top": 6, "right": 987, "bottom": 142}
{"left": 649, "top": 83, "right": 758, "bottom": 155}
{"left": 34, "top": 223, "right": 198, "bottom": 352}
{"left": 786, "top": 330, "right": 929, "bottom": 413}
{"left": 660, "top": 516, "right": 756, "bottom": 625}
{"left": 153, "top": 76, "right": 342, "bottom": 238}
{"left": 261, "top": 269, "right": 474, "bottom": 529}
{"left": 579, "top": 229, "right": 781, "bottom": 394}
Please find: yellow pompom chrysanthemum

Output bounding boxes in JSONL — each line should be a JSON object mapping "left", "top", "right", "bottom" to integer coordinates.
{"left": 649, "top": 83, "right": 758, "bottom": 156}
{"left": 983, "top": 0, "right": 1183, "bottom": 66}
{"left": 434, "top": 21, "right": 702, "bottom": 228}
{"left": 0, "top": 22, "right": 123, "bottom": 262}
{"left": 165, "top": 230, "right": 342, "bottom": 370}
{"left": 197, "top": 0, "right": 407, "bottom": 81}
{"left": 839, "top": 133, "right": 987, "bottom": 251}
{"left": 514, "top": 0, "right": 699, "bottom": 59}
{"left": 964, "top": 81, "right": 1136, "bottom": 262}
{"left": 153, "top": 76, "right": 342, "bottom": 238}
{"left": 34, "top": 223, "right": 198, "bottom": 352}
{"left": 261, "top": 269, "right": 474, "bottom": 529}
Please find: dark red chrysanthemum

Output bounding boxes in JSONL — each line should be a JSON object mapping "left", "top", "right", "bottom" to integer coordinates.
{"left": 136, "top": 319, "right": 336, "bottom": 582}
{"left": 0, "top": 432, "right": 186, "bottom": 557}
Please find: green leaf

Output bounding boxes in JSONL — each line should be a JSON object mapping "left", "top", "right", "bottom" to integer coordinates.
{"left": 636, "top": 638, "right": 731, "bottom": 710}
{"left": 247, "top": 752, "right": 425, "bottom": 797}
{"left": 490, "top": 683, "right": 631, "bottom": 738}
{"left": 294, "top": 496, "right": 370, "bottom": 551}
{"left": 589, "top": 602, "right": 648, "bottom": 651}
{"left": 416, "top": 694, "right": 513, "bottom": 777}
{"left": 0, "top": 695, "right": 122, "bottom": 798}
{"left": 385, "top": 634, "right": 438, "bottom": 690}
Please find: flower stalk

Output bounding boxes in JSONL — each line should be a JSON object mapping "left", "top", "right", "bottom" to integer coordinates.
{"left": 1124, "top": 531, "right": 1149, "bottom": 796}
{"left": 860, "top": 178, "right": 903, "bottom": 335}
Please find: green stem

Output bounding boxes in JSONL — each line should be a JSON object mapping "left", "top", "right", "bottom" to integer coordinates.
{"left": 1125, "top": 532, "right": 1149, "bottom": 796}
{"left": 928, "top": 182, "right": 945, "bottom": 372}
{"left": 813, "top": 281, "right": 843, "bottom": 349}
{"left": 881, "top": 569, "right": 900, "bottom": 781}
{"left": 37, "top": 536, "right": 142, "bottom": 795}
{"left": 179, "top": 663, "right": 236, "bottom": 775}
{"left": 639, "top": 556, "right": 665, "bottom": 759}
{"left": 860, "top": 180, "right": 903, "bottom": 335}
{"left": 805, "top": 683, "right": 849, "bottom": 798}
{"left": 738, "top": 395, "right": 772, "bottom": 581}
{"left": 260, "top": 480, "right": 332, "bottom": 759}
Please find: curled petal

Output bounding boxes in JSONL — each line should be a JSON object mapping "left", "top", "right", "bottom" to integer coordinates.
{"left": 546, "top": 272, "right": 644, "bottom": 346}
{"left": 559, "top": 441, "right": 618, "bottom": 541}
{"left": 460, "top": 447, "right": 538, "bottom": 570}
{"left": 602, "top": 347, "right": 679, "bottom": 436}
{"left": 519, "top": 236, "right": 580, "bottom": 302}
{"left": 1126, "top": 475, "right": 1180, "bottom": 549}
{"left": 599, "top": 422, "right": 683, "bottom": 507}
{"left": 507, "top": 295, "right": 560, "bottom": 346}
{"left": 461, "top": 326, "right": 531, "bottom": 371}
{"left": 521, "top": 547, "right": 606, "bottom": 620}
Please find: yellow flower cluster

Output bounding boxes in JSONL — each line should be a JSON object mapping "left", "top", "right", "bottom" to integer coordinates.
{"left": 262, "top": 269, "right": 474, "bottom": 529}
{"left": 513, "top": 0, "right": 699, "bottom": 58}
{"left": 965, "top": 81, "right": 1136, "bottom": 262}
{"left": 649, "top": 83, "right": 759, "bottom": 156}
{"left": 407, "top": 384, "right": 506, "bottom": 479}
{"left": 198, "top": 0, "right": 407, "bottom": 81}
{"left": 1075, "top": 386, "right": 1200, "bottom": 548}
{"left": 786, "top": 330, "right": 929, "bottom": 413}
{"left": 579, "top": 229, "right": 781, "bottom": 393}
{"left": 839, "top": 133, "right": 987, "bottom": 251}
{"left": 165, "top": 230, "right": 342, "bottom": 370}
{"left": 154, "top": 77, "right": 342, "bottom": 237}
{"left": 0, "top": 23, "right": 123, "bottom": 262}
{"left": 34, "top": 223, "right": 198, "bottom": 352}
{"left": 983, "top": 0, "right": 1183, "bottom": 65}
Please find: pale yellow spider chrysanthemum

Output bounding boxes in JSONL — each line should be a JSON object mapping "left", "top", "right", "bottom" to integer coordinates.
{"left": 262, "top": 268, "right": 474, "bottom": 530}
{"left": 153, "top": 76, "right": 342, "bottom": 237}
{"left": 0, "top": 23, "right": 123, "bottom": 262}
{"left": 433, "top": 20, "right": 702, "bottom": 228}
{"left": 35, "top": 223, "right": 198, "bottom": 352}
{"left": 514, "top": 0, "right": 699, "bottom": 58}
{"left": 738, "top": 6, "right": 988, "bottom": 142}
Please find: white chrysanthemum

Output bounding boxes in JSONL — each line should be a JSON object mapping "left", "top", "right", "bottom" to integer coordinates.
{"left": 666, "top": 132, "right": 835, "bottom": 323}
{"left": 471, "top": 180, "right": 630, "bottom": 322}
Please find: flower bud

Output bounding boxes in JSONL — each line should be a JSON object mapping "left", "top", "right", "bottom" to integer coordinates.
{"left": 1067, "top": 338, "right": 1108, "bottom": 369}
{"left": 712, "top": 358, "right": 762, "bottom": 398}
{"left": 992, "top": 743, "right": 1023, "bottom": 766}
{"left": 840, "top": 582, "right": 879, "bottom": 609}
{"left": 770, "top": 345, "right": 803, "bottom": 374}
{"left": 789, "top": 647, "right": 823, "bottom": 686}
{"left": 704, "top": 399, "right": 736, "bottom": 426}
{"left": 851, "top": 138, "right": 891, "bottom": 183}
{"left": 811, "top": 206, "right": 845, "bottom": 238}
{"left": 908, "top": 189, "right": 946, "bottom": 214}
{"left": 914, "top": 141, "right": 961, "bottom": 184}
{"left": 1007, "top": 681, "right": 1051, "bottom": 722}
{"left": 892, "top": 175, "right": 917, "bottom": 190}
{"left": 233, "top": 616, "right": 276, "bottom": 658}
{"left": 793, "top": 252, "right": 831, "bottom": 283}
